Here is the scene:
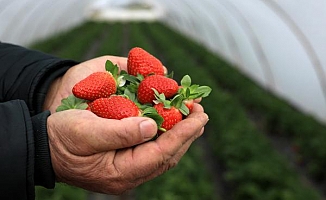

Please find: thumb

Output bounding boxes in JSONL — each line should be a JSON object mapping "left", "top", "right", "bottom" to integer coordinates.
{"left": 99, "top": 116, "right": 158, "bottom": 149}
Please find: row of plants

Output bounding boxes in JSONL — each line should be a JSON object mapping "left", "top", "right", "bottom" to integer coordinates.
{"left": 150, "top": 22, "right": 326, "bottom": 182}
{"left": 95, "top": 22, "right": 125, "bottom": 57}
{"left": 137, "top": 22, "right": 323, "bottom": 199}
{"left": 32, "top": 21, "right": 111, "bottom": 61}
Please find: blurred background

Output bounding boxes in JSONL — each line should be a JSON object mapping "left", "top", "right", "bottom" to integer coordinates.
{"left": 1, "top": 0, "right": 326, "bottom": 199}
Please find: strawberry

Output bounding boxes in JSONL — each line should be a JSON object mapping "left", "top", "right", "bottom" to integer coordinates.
{"left": 127, "top": 47, "right": 164, "bottom": 77}
{"left": 154, "top": 103, "right": 183, "bottom": 132}
{"left": 151, "top": 90, "right": 188, "bottom": 134}
{"left": 137, "top": 75, "right": 179, "bottom": 104}
{"left": 72, "top": 71, "right": 117, "bottom": 101}
{"left": 72, "top": 60, "right": 122, "bottom": 101}
{"left": 89, "top": 96, "right": 140, "bottom": 120}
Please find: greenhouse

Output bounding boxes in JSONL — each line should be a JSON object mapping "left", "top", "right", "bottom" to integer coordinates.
{"left": 1, "top": 0, "right": 326, "bottom": 199}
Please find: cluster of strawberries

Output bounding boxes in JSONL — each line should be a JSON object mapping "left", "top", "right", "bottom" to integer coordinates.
{"left": 57, "top": 47, "right": 211, "bottom": 135}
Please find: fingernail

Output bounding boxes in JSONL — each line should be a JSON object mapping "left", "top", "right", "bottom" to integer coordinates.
{"left": 140, "top": 119, "right": 157, "bottom": 140}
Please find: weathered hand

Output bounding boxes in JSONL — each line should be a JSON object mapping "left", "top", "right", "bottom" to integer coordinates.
{"left": 47, "top": 103, "right": 208, "bottom": 194}
{"left": 43, "top": 56, "right": 127, "bottom": 113}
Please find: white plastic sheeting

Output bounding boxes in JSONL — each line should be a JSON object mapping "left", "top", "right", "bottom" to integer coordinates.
{"left": 1, "top": 0, "right": 326, "bottom": 123}
{"left": 0, "top": 0, "right": 91, "bottom": 45}
{"left": 158, "top": 0, "right": 326, "bottom": 123}
{"left": 85, "top": 0, "right": 164, "bottom": 22}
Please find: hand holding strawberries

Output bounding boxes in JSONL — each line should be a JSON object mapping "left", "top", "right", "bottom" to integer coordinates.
{"left": 47, "top": 102, "right": 208, "bottom": 194}
{"left": 43, "top": 47, "right": 211, "bottom": 194}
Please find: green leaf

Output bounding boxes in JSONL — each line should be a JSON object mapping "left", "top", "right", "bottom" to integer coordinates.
{"left": 181, "top": 75, "right": 192, "bottom": 87}
{"left": 196, "top": 86, "right": 212, "bottom": 97}
{"left": 121, "top": 73, "right": 140, "bottom": 83}
{"left": 105, "top": 60, "right": 119, "bottom": 78}
{"left": 186, "top": 87, "right": 191, "bottom": 98}
{"left": 124, "top": 87, "right": 137, "bottom": 102}
{"left": 153, "top": 89, "right": 166, "bottom": 102}
{"left": 142, "top": 107, "right": 164, "bottom": 128}
{"left": 179, "top": 102, "right": 190, "bottom": 116}
{"left": 170, "top": 94, "right": 183, "bottom": 108}
{"left": 120, "top": 70, "right": 128, "bottom": 75}
{"left": 56, "top": 95, "right": 88, "bottom": 112}
{"left": 189, "top": 92, "right": 205, "bottom": 99}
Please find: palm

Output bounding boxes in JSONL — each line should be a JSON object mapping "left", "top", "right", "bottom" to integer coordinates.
{"left": 44, "top": 56, "right": 127, "bottom": 113}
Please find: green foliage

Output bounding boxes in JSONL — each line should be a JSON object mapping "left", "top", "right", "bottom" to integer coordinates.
{"left": 135, "top": 143, "right": 220, "bottom": 200}
{"left": 56, "top": 95, "right": 88, "bottom": 112}
{"left": 35, "top": 184, "right": 86, "bottom": 200}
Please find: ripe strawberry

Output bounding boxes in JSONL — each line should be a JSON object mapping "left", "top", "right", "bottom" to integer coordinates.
{"left": 154, "top": 103, "right": 183, "bottom": 132}
{"left": 127, "top": 47, "right": 164, "bottom": 77}
{"left": 72, "top": 71, "right": 116, "bottom": 101}
{"left": 89, "top": 96, "right": 140, "bottom": 120}
{"left": 137, "top": 75, "right": 178, "bottom": 104}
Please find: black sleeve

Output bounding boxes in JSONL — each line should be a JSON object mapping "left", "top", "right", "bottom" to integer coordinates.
{"left": 0, "top": 100, "right": 35, "bottom": 200}
{"left": 0, "top": 42, "right": 78, "bottom": 115}
{"left": 0, "top": 43, "right": 79, "bottom": 199}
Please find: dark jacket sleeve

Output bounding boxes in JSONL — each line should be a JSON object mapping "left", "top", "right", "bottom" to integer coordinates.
{"left": 0, "top": 43, "right": 79, "bottom": 199}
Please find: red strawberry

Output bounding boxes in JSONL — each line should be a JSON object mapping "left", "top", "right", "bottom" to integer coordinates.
{"left": 72, "top": 71, "right": 116, "bottom": 101}
{"left": 89, "top": 96, "right": 140, "bottom": 120}
{"left": 127, "top": 47, "right": 164, "bottom": 77}
{"left": 137, "top": 75, "right": 178, "bottom": 104}
{"left": 154, "top": 103, "right": 182, "bottom": 132}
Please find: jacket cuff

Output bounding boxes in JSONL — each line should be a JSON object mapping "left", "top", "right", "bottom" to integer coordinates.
{"left": 31, "top": 111, "right": 55, "bottom": 188}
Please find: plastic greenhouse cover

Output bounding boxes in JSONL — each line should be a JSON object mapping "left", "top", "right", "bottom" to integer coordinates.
{"left": 1, "top": 0, "right": 326, "bottom": 123}
{"left": 160, "top": 0, "right": 326, "bottom": 123}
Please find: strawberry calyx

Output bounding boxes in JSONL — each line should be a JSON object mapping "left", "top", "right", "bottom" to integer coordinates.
{"left": 141, "top": 106, "right": 165, "bottom": 132}
{"left": 153, "top": 89, "right": 189, "bottom": 116}
{"left": 56, "top": 95, "right": 88, "bottom": 112}
{"left": 105, "top": 60, "right": 119, "bottom": 79}
{"left": 121, "top": 85, "right": 165, "bottom": 133}
{"left": 117, "top": 70, "right": 143, "bottom": 95}
{"left": 178, "top": 75, "right": 212, "bottom": 100}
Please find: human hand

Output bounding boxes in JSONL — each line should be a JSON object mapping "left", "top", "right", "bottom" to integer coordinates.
{"left": 47, "top": 103, "right": 208, "bottom": 194}
{"left": 43, "top": 56, "right": 128, "bottom": 113}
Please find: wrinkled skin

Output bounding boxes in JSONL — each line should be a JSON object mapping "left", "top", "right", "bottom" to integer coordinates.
{"left": 43, "top": 56, "right": 209, "bottom": 194}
